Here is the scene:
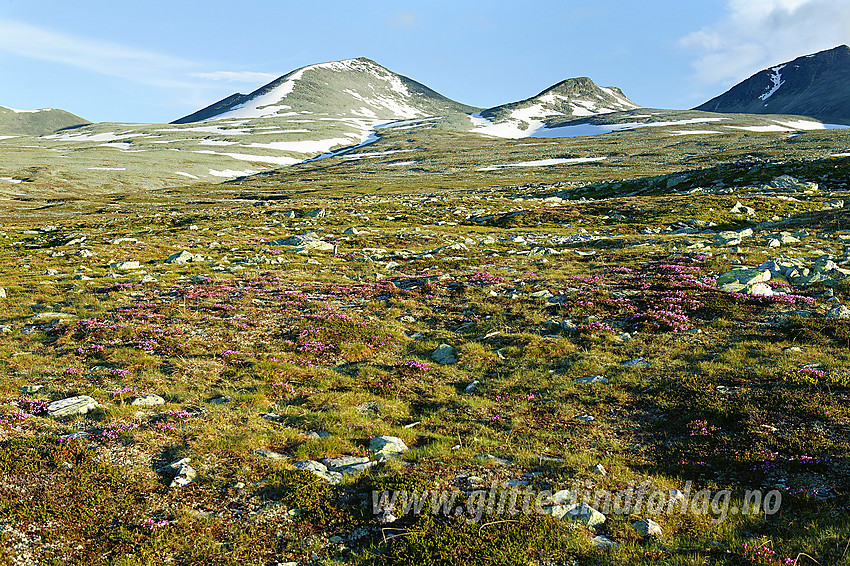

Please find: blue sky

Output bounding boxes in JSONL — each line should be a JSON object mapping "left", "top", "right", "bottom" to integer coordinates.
{"left": 1, "top": 0, "right": 848, "bottom": 123}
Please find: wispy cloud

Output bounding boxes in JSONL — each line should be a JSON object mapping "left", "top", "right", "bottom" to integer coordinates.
{"left": 0, "top": 20, "right": 279, "bottom": 91}
{"left": 190, "top": 71, "right": 278, "bottom": 82}
{"left": 680, "top": 0, "right": 850, "bottom": 86}
{"left": 0, "top": 20, "right": 199, "bottom": 88}
{"left": 390, "top": 10, "right": 420, "bottom": 28}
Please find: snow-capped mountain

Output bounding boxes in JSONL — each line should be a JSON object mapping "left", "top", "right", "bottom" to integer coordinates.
{"left": 695, "top": 45, "right": 850, "bottom": 125}
{"left": 0, "top": 105, "right": 89, "bottom": 136}
{"left": 470, "top": 77, "right": 640, "bottom": 138}
{"left": 173, "top": 57, "right": 477, "bottom": 123}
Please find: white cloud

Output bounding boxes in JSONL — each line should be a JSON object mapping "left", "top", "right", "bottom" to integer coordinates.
{"left": 680, "top": 0, "right": 850, "bottom": 85}
{"left": 191, "top": 71, "right": 278, "bottom": 82}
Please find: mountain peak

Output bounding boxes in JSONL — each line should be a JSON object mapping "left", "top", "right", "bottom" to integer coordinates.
{"left": 173, "top": 58, "right": 477, "bottom": 124}
{"left": 477, "top": 76, "right": 639, "bottom": 128}
{"left": 695, "top": 45, "right": 850, "bottom": 124}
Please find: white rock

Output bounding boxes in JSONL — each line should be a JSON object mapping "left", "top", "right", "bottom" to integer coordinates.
{"left": 632, "top": 518, "right": 663, "bottom": 536}
{"left": 109, "top": 261, "right": 141, "bottom": 270}
{"left": 131, "top": 394, "right": 165, "bottom": 406}
{"left": 47, "top": 395, "right": 99, "bottom": 418}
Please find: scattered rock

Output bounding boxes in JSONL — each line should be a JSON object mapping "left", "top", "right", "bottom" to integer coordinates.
{"left": 591, "top": 534, "right": 619, "bottom": 548}
{"left": 0, "top": 287, "right": 5, "bottom": 298}
{"left": 631, "top": 518, "right": 663, "bottom": 537}
{"left": 826, "top": 305, "right": 850, "bottom": 319}
{"left": 293, "top": 460, "right": 343, "bottom": 484}
{"left": 165, "top": 250, "right": 197, "bottom": 264}
{"left": 431, "top": 343, "right": 457, "bottom": 365}
{"left": 544, "top": 502, "right": 606, "bottom": 527}
{"left": 357, "top": 401, "right": 381, "bottom": 415}
{"left": 31, "top": 312, "right": 76, "bottom": 322}
{"left": 574, "top": 375, "right": 608, "bottom": 385}
{"left": 370, "top": 436, "right": 408, "bottom": 459}
{"left": 131, "top": 394, "right": 165, "bottom": 407}
{"left": 253, "top": 449, "right": 287, "bottom": 461}
{"left": 169, "top": 458, "right": 198, "bottom": 488}
{"left": 209, "top": 396, "right": 232, "bottom": 404}
{"left": 592, "top": 463, "right": 607, "bottom": 476}
{"left": 19, "top": 385, "right": 43, "bottom": 395}
{"left": 47, "top": 395, "right": 99, "bottom": 418}
{"left": 575, "top": 414, "right": 595, "bottom": 422}
{"left": 730, "top": 201, "right": 755, "bottom": 215}
{"left": 716, "top": 269, "right": 774, "bottom": 296}
{"left": 109, "top": 261, "right": 142, "bottom": 270}
{"left": 622, "top": 358, "right": 650, "bottom": 368}
{"left": 475, "top": 454, "right": 512, "bottom": 466}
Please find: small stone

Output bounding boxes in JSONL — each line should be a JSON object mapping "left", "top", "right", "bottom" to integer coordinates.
{"left": 209, "top": 396, "right": 232, "bottom": 404}
{"left": 31, "top": 312, "right": 76, "bottom": 322}
{"left": 622, "top": 358, "right": 650, "bottom": 368}
{"left": 574, "top": 375, "right": 608, "bottom": 385}
{"left": 431, "top": 343, "right": 457, "bottom": 365}
{"left": 475, "top": 454, "right": 512, "bottom": 466}
{"left": 169, "top": 458, "right": 198, "bottom": 488}
{"left": 826, "top": 305, "right": 850, "bottom": 319}
{"left": 730, "top": 201, "right": 755, "bottom": 215}
{"left": 253, "top": 449, "right": 287, "bottom": 461}
{"left": 109, "top": 261, "right": 141, "bottom": 270}
{"left": 591, "top": 535, "right": 619, "bottom": 548}
{"left": 592, "top": 463, "right": 607, "bottom": 476}
{"left": 632, "top": 518, "right": 663, "bottom": 537}
{"left": 575, "top": 414, "right": 595, "bottom": 422}
{"left": 370, "top": 436, "right": 408, "bottom": 459}
{"left": 464, "top": 380, "right": 480, "bottom": 393}
{"left": 293, "top": 460, "right": 328, "bottom": 473}
{"left": 545, "top": 503, "right": 606, "bottom": 527}
{"left": 357, "top": 401, "right": 381, "bottom": 415}
{"left": 0, "top": 287, "right": 6, "bottom": 298}
{"left": 784, "top": 347, "right": 803, "bottom": 354}
{"left": 166, "top": 251, "right": 196, "bottom": 264}
{"left": 47, "top": 395, "right": 99, "bottom": 418}
{"left": 322, "top": 456, "right": 371, "bottom": 471}
{"left": 131, "top": 394, "right": 165, "bottom": 407}
{"left": 19, "top": 385, "right": 43, "bottom": 395}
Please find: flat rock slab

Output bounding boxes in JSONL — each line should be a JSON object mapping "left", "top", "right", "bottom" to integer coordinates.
{"left": 48, "top": 395, "right": 99, "bottom": 418}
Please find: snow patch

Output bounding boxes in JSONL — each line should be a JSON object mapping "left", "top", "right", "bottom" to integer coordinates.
{"left": 87, "top": 167, "right": 126, "bottom": 171}
{"left": 46, "top": 132, "right": 146, "bottom": 142}
{"left": 0, "top": 177, "right": 22, "bottom": 183}
{"left": 208, "top": 168, "right": 260, "bottom": 177}
{"left": 759, "top": 65, "right": 786, "bottom": 102}
{"left": 243, "top": 138, "right": 358, "bottom": 154}
{"left": 174, "top": 171, "right": 200, "bottom": 179}
{"left": 477, "top": 156, "right": 606, "bottom": 171}
{"left": 193, "top": 150, "right": 300, "bottom": 166}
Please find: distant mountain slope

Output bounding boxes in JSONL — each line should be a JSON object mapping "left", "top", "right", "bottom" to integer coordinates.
{"left": 695, "top": 45, "right": 850, "bottom": 124}
{"left": 0, "top": 105, "right": 89, "bottom": 136}
{"left": 173, "top": 57, "right": 478, "bottom": 123}
{"left": 470, "top": 77, "right": 640, "bottom": 138}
